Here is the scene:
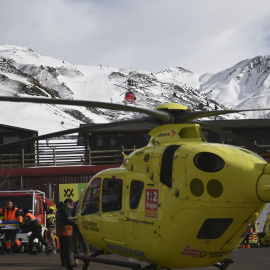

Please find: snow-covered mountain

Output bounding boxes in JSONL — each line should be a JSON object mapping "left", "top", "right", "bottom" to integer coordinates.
{"left": 198, "top": 56, "right": 270, "bottom": 113}
{"left": 0, "top": 45, "right": 225, "bottom": 135}
{"left": 0, "top": 45, "right": 269, "bottom": 135}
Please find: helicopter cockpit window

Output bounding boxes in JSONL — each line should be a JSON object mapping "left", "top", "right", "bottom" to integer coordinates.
{"left": 197, "top": 218, "right": 233, "bottom": 239}
{"left": 81, "top": 178, "right": 100, "bottom": 215}
{"left": 74, "top": 187, "right": 86, "bottom": 216}
{"left": 102, "top": 178, "right": 123, "bottom": 212}
{"left": 130, "top": 180, "right": 144, "bottom": 209}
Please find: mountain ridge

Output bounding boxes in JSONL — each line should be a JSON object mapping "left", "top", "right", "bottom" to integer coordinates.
{"left": 198, "top": 55, "right": 270, "bottom": 111}
{"left": 0, "top": 45, "right": 269, "bottom": 135}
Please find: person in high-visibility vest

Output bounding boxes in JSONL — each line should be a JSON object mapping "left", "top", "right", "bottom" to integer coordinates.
{"left": 0, "top": 200, "right": 24, "bottom": 254}
{"left": 46, "top": 206, "right": 56, "bottom": 248}
{"left": 21, "top": 208, "right": 53, "bottom": 255}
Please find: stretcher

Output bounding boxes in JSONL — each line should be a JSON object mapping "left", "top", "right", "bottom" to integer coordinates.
{"left": 0, "top": 221, "right": 21, "bottom": 255}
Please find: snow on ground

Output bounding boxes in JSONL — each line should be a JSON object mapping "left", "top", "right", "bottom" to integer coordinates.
{"left": 58, "top": 65, "right": 123, "bottom": 103}
{"left": 155, "top": 67, "right": 201, "bottom": 89}
{"left": 0, "top": 45, "right": 70, "bottom": 68}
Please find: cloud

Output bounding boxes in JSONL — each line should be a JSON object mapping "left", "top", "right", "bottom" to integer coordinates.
{"left": 1, "top": 0, "right": 270, "bottom": 74}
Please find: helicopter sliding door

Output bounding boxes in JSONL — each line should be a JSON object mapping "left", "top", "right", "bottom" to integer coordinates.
{"left": 100, "top": 177, "right": 125, "bottom": 242}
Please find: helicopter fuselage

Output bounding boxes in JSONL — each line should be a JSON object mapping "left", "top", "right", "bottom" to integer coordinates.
{"left": 77, "top": 123, "right": 270, "bottom": 269}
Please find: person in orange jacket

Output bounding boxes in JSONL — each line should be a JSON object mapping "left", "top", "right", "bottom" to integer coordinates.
{"left": 21, "top": 208, "right": 53, "bottom": 255}
{"left": 0, "top": 200, "right": 24, "bottom": 254}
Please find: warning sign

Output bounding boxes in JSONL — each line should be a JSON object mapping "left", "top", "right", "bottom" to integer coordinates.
{"left": 145, "top": 189, "right": 159, "bottom": 218}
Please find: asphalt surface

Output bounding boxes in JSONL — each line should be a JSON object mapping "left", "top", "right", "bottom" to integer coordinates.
{"left": 0, "top": 247, "right": 269, "bottom": 270}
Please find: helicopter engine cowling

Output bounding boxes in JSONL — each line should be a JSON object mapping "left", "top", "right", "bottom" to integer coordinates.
{"left": 257, "top": 163, "right": 270, "bottom": 202}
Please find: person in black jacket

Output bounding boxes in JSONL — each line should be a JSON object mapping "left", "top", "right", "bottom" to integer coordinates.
{"left": 21, "top": 208, "right": 53, "bottom": 255}
{"left": 56, "top": 198, "right": 77, "bottom": 270}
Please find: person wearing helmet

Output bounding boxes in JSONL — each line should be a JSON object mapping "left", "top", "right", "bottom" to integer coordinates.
{"left": 21, "top": 208, "right": 53, "bottom": 255}
{"left": 0, "top": 200, "right": 24, "bottom": 254}
{"left": 46, "top": 206, "right": 56, "bottom": 249}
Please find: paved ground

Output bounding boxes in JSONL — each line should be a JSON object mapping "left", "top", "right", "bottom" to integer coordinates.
{"left": 0, "top": 247, "right": 269, "bottom": 270}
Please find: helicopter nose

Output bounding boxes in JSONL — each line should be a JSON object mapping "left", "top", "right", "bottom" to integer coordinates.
{"left": 257, "top": 164, "right": 270, "bottom": 202}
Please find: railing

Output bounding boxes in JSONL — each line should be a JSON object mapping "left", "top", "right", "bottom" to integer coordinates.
{"left": 0, "top": 150, "right": 36, "bottom": 168}
{"left": 2, "top": 140, "right": 270, "bottom": 169}
{"left": 0, "top": 141, "right": 135, "bottom": 168}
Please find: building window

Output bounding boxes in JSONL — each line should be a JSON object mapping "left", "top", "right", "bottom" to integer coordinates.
{"left": 110, "top": 138, "right": 116, "bottom": 147}
{"left": 97, "top": 135, "right": 103, "bottom": 147}
{"left": 3, "top": 136, "right": 20, "bottom": 144}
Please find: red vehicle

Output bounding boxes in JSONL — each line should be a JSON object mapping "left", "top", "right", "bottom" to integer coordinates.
{"left": 0, "top": 189, "right": 54, "bottom": 252}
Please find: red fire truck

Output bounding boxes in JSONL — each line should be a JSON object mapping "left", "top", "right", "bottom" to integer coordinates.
{"left": 0, "top": 189, "right": 54, "bottom": 253}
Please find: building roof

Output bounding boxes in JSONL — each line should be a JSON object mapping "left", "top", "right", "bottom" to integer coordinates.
{"left": 202, "top": 119, "right": 270, "bottom": 129}
{"left": 0, "top": 123, "right": 38, "bottom": 134}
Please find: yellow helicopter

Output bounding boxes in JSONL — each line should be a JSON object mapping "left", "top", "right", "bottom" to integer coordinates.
{"left": 1, "top": 96, "right": 270, "bottom": 270}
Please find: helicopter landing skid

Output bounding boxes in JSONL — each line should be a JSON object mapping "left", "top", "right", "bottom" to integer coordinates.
{"left": 213, "top": 258, "right": 234, "bottom": 270}
{"left": 74, "top": 252, "right": 141, "bottom": 270}
{"left": 74, "top": 252, "right": 167, "bottom": 270}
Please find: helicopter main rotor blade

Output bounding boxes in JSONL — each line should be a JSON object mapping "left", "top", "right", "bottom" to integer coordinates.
{"left": 1, "top": 95, "right": 270, "bottom": 154}
{"left": 198, "top": 121, "right": 268, "bottom": 155}
{"left": 1, "top": 96, "right": 270, "bottom": 124}
{"left": 0, "top": 117, "right": 160, "bottom": 151}
{"left": 175, "top": 108, "right": 270, "bottom": 123}
{"left": 0, "top": 96, "right": 171, "bottom": 122}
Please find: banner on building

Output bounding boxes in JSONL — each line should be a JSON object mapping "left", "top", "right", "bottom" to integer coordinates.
{"left": 59, "top": 183, "right": 88, "bottom": 202}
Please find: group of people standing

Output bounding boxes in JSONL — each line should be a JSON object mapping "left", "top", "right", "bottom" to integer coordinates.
{"left": 0, "top": 198, "right": 90, "bottom": 269}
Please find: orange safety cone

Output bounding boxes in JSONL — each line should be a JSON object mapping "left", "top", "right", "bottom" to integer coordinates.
{"left": 246, "top": 244, "right": 250, "bottom": 248}
{"left": 241, "top": 244, "right": 245, "bottom": 249}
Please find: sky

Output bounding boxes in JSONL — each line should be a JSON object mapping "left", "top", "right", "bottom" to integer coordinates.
{"left": 1, "top": 0, "right": 270, "bottom": 75}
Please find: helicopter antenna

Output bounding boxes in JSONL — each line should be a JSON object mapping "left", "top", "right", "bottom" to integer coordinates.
{"left": 121, "top": 145, "right": 128, "bottom": 163}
